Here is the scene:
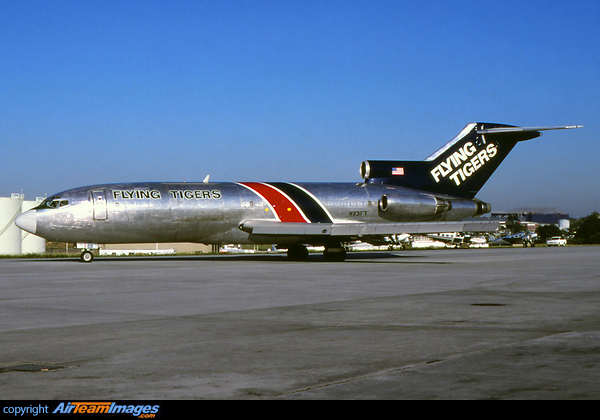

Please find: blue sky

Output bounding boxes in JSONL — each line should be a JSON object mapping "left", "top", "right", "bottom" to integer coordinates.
{"left": 1, "top": 0, "right": 598, "bottom": 216}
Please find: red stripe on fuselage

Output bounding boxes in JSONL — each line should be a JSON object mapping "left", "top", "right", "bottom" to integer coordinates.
{"left": 238, "top": 182, "right": 308, "bottom": 223}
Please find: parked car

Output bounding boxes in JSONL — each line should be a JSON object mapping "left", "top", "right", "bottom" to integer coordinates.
{"left": 546, "top": 236, "right": 567, "bottom": 246}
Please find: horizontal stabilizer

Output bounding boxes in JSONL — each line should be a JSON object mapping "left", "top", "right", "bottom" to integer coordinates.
{"left": 477, "top": 125, "right": 582, "bottom": 134}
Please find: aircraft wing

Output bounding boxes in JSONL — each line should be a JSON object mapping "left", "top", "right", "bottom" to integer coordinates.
{"left": 239, "top": 220, "right": 499, "bottom": 243}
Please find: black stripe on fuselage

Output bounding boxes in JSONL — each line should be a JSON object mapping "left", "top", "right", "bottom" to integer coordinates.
{"left": 266, "top": 183, "right": 332, "bottom": 223}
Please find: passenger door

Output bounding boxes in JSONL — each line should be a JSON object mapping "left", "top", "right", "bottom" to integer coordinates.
{"left": 92, "top": 190, "right": 108, "bottom": 220}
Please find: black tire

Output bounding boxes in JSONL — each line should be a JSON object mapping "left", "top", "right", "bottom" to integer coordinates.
{"left": 80, "top": 250, "right": 94, "bottom": 263}
{"left": 287, "top": 245, "right": 309, "bottom": 261}
{"left": 323, "top": 247, "right": 347, "bottom": 262}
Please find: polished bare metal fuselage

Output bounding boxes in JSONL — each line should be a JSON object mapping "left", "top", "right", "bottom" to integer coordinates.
{"left": 18, "top": 123, "right": 579, "bottom": 260}
{"left": 34, "top": 181, "right": 481, "bottom": 245}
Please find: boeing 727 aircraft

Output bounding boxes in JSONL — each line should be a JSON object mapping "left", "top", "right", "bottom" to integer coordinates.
{"left": 15, "top": 122, "right": 580, "bottom": 262}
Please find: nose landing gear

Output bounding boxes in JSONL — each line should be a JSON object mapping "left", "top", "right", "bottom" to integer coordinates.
{"left": 76, "top": 243, "right": 99, "bottom": 263}
{"left": 80, "top": 250, "right": 94, "bottom": 263}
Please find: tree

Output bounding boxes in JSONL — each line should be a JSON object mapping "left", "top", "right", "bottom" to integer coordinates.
{"left": 536, "top": 224, "right": 562, "bottom": 243}
{"left": 506, "top": 214, "right": 528, "bottom": 234}
{"left": 572, "top": 212, "right": 600, "bottom": 244}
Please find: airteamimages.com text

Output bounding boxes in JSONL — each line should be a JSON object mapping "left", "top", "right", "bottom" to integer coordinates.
{"left": 2, "top": 402, "right": 162, "bottom": 418}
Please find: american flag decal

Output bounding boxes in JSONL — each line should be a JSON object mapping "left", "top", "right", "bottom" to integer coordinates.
{"left": 392, "top": 167, "right": 404, "bottom": 176}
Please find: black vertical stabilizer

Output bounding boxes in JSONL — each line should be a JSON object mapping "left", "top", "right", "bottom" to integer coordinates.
{"left": 360, "top": 123, "right": 579, "bottom": 199}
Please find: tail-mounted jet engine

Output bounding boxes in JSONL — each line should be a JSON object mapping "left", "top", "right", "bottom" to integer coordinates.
{"left": 361, "top": 161, "right": 398, "bottom": 180}
{"left": 378, "top": 193, "right": 490, "bottom": 221}
{"left": 378, "top": 194, "right": 450, "bottom": 220}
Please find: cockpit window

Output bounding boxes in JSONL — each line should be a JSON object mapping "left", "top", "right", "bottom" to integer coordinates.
{"left": 36, "top": 197, "right": 69, "bottom": 209}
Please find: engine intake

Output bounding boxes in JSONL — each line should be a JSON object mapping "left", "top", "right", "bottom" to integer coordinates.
{"left": 360, "top": 160, "right": 404, "bottom": 179}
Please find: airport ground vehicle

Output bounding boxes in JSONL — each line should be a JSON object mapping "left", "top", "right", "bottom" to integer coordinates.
{"left": 546, "top": 236, "right": 567, "bottom": 246}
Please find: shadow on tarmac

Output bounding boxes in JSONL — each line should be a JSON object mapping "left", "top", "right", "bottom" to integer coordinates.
{"left": 13, "top": 251, "right": 440, "bottom": 264}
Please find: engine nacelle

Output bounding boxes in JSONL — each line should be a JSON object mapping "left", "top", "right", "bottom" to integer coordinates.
{"left": 378, "top": 194, "right": 451, "bottom": 220}
{"left": 378, "top": 194, "right": 490, "bottom": 221}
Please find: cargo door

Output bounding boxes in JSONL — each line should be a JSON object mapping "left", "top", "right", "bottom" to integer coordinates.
{"left": 92, "top": 190, "right": 108, "bottom": 220}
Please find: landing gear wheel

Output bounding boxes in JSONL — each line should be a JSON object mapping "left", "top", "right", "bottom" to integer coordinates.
{"left": 80, "top": 250, "right": 94, "bottom": 263}
{"left": 287, "top": 245, "right": 309, "bottom": 261}
{"left": 323, "top": 247, "right": 347, "bottom": 262}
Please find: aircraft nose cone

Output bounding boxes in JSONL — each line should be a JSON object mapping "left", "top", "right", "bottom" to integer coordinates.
{"left": 15, "top": 210, "right": 37, "bottom": 234}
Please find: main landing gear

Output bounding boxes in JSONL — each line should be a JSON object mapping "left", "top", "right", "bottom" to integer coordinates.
{"left": 287, "top": 244, "right": 309, "bottom": 261}
{"left": 323, "top": 246, "right": 347, "bottom": 262}
{"left": 286, "top": 244, "right": 348, "bottom": 262}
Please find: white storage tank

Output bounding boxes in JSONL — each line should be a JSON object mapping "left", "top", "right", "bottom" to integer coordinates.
{"left": 559, "top": 219, "right": 570, "bottom": 231}
{"left": 21, "top": 198, "right": 45, "bottom": 254}
{"left": 0, "top": 194, "right": 23, "bottom": 255}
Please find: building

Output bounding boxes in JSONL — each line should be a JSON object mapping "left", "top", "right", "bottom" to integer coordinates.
{"left": 99, "top": 242, "right": 213, "bottom": 255}
{"left": 0, "top": 194, "right": 45, "bottom": 255}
